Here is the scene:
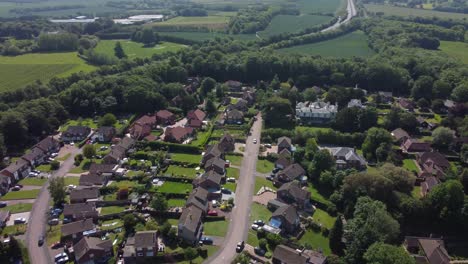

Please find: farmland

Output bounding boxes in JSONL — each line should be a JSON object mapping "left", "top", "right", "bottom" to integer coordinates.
{"left": 364, "top": 4, "right": 468, "bottom": 20}
{"left": 0, "top": 52, "right": 95, "bottom": 92}
{"left": 439, "top": 41, "right": 468, "bottom": 64}
{"left": 94, "top": 40, "right": 186, "bottom": 59}
{"left": 257, "top": 14, "right": 332, "bottom": 38}
{"left": 159, "top": 32, "right": 257, "bottom": 42}
{"left": 297, "top": 0, "right": 345, "bottom": 14}
{"left": 277, "top": 31, "right": 375, "bottom": 58}
{"left": 152, "top": 16, "right": 229, "bottom": 30}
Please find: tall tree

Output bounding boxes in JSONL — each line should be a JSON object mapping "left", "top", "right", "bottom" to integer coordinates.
{"left": 329, "top": 215, "right": 345, "bottom": 255}
{"left": 432, "top": 127, "right": 454, "bottom": 149}
{"left": 362, "top": 127, "right": 392, "bottom": 161}
{"left": 48, "top": 177, "right": 66, "bottom": 206}
{"left": 364, "top": 242, "right": 415, "bottom": 264}
{"left": 83, "top": 144, "right": 96, "bottom": 160}
{"left": 151, "top": 193, "right": 168, "bottom": 212}
{"left": 99, "top": 113, "right": 117, "bottom": 127}
{"left": 114, "top": 41, "right": 126, "bottom": 59}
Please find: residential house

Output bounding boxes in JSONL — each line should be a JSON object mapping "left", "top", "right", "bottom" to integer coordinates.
{"left": 401, "top": 138, "right": 431, "bottom": 153}
{"left": 89, "top": 163, "right": 117, "bottom": 176}
{"left": 129, "top": 115, "right": 157, "bottom": 140}
{"left": 277, "top": 137, "right": 293, "bottom": 154}
{"left": 397, "top": 98, "right": 415, "bottom": 111}
{"left": 73, "top": 237, "right": 113, "bottom": 264}
{"left": 35, "top": 136, "right": 61, "bottom": 155}
{"left": 187, "top": 118, "right": 203, "bottom": 129}
{"left": 103, "top": 137, "right": 135, "bottom": 164}
{"left": 178, "top": 205, "right": 203, "bottom": 244}
{"left": 204, "top": 157, "right": 226, "bottom": 175}
{"left": 242, "top": 90, "right": 255, "bottom": 106}
{"left": 133, "top": 231, "right": 158, "bottom": 257}
{"left": 156, "top": 110, "right": 175, "bottom": 125}
{"left": 225, "top": 109, "right": 244, "bottom": 124}
{"left": 296, "top": 100, "right": 338, "bottom": 124}
{"left": 323, "top": 147, "right": 367, "bottom": 170}
{"left": 61, "top": 219, "right": 95, "bottom": 242}
{"left": 80, "top": 162, "right": 116, "bottom": 186}
{"left": 61, "top": 126, "right": 91, "bottom": 142}
{"left": 224, "top": 80, "right": 242, "bottom": 92}
{"left": 421, "top": 176, "right": 439, "bottom": 197}
{"left": 404, "top": 236, "right": 450, "bottom": 264}
{"left": 0, "top": 211, "right": 10, "bottom": 227}
{"left": 275, "top": 163, "right": 306, "bottom": 185}
{"left": 0, "top": 158, "right": 31, "bottom": 181}
{"left": 63, "top": 203, "right": 98, "bottom": 222}
{"left": 218, "top": 133, "right": 235, "bottom": 153}
{"left": 377, "top": 91, "right": 393, "bottom": 103}
{"left": 234, "top": 99, "right": 249, "bottom": 112}
{"left": 278, "top": 148, "right": 292, "bottom": 158}
{"left": 277, "top": 181, "right": 311, "bottom": 210}
{"left": 187, "top": 109, "right": 206, "bottom": 123}
{"left": 273, "top": 245, "right": 327, "bottom": 264}
{"left": 275, "top": 157, "right": 291, "bottom": 170}
{"left": 417, "top": 117, "right": 437, "bottom": 130}
{"left": 271, "top": 205, "right": 300, "bottom": 234}
{"left": 201, "top": 144, "right": 223, "bottom": 165}
{"left": 391, "top": 128, "right": 410, "bottom": 143}
{"left": 70, "top": 188, "right": 100, "bottom": 204}
{"left": 267, "top": 199, "right": 288, "bottom": 211}
{"left": 92, "top": 126, "right": 116, "bottom": 142}
{"left": 192, "top": 171, "right": 222, "bottom": 192}
{"left": 417, "top": 151, "right": 450, "bottom": 179}
{"left": 185, "top": 187, "right": 209, "bottom": 212}
{"left": 21, "top": 147, "right": 46, "bottom": 167}
{"left": 164, "top": 126, "right": 194, "bottom": 143}
{"left": 347, "top": 99, "right": 365, "bottom": 108}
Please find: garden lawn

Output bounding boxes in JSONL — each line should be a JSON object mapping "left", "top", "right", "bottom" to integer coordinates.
{"left": 226, "top": 167, "right": 239, "bottom": 179}
{"left": 226, "top": 155, "right": 242, "bottom": 166}
{"left": 64, "top": 176, "right": 80, "bottom": 186}
{"left": 158, "top": 182, "right": 193, "bottom": 194}
{"left": 94, "top": 40, "right": 185, "bottom": 59}
{"left": 100, "top": 206, "right": 126, "bottom": 215}
{"left": 412, "top": 186, "right": 422, "bottom": 198}
{"left": 1, "top": 189, "right": 40, "bottom": 200}
{"left": 101, "top": 219, "right": 124, "bottom": 231}
{"left": 299, "top": 229, "right": 331, "bottom": 255}
{"left": 223, "top": 182, "right": 237, "bottom": 192}
{"left": 46, "top": 225, "right": 61, "bottom": 246}
{"left": 256, "top": 159, "right": 274, "bottom": 174}
{"left": 403, "top": 159, "right": 419, "bottom": 173}
{"left": 18, "top": 178, "right": 47, "bottom": 186}
{"left": 170, "top": 153, "right": 201, "bottom": 164}
{"left": 1, "top": 224, "right": 27, "bottom": 236}
{"left": 250, "top": 202, "right": 272, "bottom": 223}
{"left": 110, "top": 180, "right": 141, "bottom": 189}
{"left": 312, "top": 208, "right": 336, "bottom": 229}
{"left": 35, "top": 164, "right": 52, "bottom": 172}
{"left": 0, "top": 203, "right": 33, "bottom": 213}
{"left": 168, "top": 199, "right": 186, "bottom": 207}
{"left": 68, "top": 159, "right": 95, "bottom": 173}
{"left": 203, "top": 220, "right": 229, "bottom": 236}
{"left": 165, "top": 165, "right": 198, "bottom": 178}
{"left": 60, "top": 118, "right": 97, "bottom": 132}
{"left": 254, "top": 177, "right": 275, "bottom": 193}
{"left": 308, "top": 183, "right": 331, "bottom": 205}
{"left": 190, "top": 130, "right": 212, "bottom": 147}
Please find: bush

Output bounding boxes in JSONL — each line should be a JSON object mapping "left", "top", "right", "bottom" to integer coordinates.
{"left": 259, "top": 238, "right": 267, "bottom": 249}
{"left": 50, "top": 160, "right": 60, "bottom": 170}
{"left": 265, "top": 252, "right": 272, "bottom": 259}
{"left": 321, "top": 226, "right": 329, "bottom": 236}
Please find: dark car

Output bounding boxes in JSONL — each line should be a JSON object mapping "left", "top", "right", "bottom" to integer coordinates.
{"left": 254, "top": 247, "right": 266, "bottom": 256}
{"left": 236, "top": 241, "right": 245, "bottom": 253}
{"left": 38, "top": 236, "right": 44, "bottom": 247}
{"left": 272, "top": 168, "right": 280, "bottom": 173}
{"left": 199, "top": 237, "right": 214, "bottom": 245}
{"left": 0, "top": 202, "right": 7, "bottom": 208}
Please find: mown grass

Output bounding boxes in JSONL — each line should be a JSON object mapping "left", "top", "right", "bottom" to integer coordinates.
{"left": 168, "top": 198, "right": 186, "bottom": 207}
{"left": 250, "top": 202, "right": 272, "bottom": 223}
{"left": 258, "top": 14, "right": 331, "bottom": 38}
{"left": 152, "top": 16, "right": 229, "bottom": 30}
{"left": 94, "top": 40, "right": 185, "bottom": 59}
{"left": 110, "top": 180, "right": 141, "bottom": 189}
{"left": 170, "top": 153, "right": 201, "bottom": 164}
{"left": 64, "top": 176, "right": 80, "bottom": 186}
{"left": 226, "top": 155, "right": 243, "bottom": 166}
{"left": 299, "top": 229, "right": 331, "bottom": 255}
{"left": 0, "top": 203, "right": 33, "bottom": 214}
{"left": 157, "top": 182, "right": 192, "bottom": 194}
{"left": 439, "top": 41, "right": 468, "bottom": 64}
{"left": 18, "top": 178, "right": 47, "bottom": 186}
{"left": 159, "top": 32, "right": 256, "bottom": 42}
{"left": 164, "top": 165, "right": 198, "bottom": 178}
{"left": 256, "top": 159, "right": 274, "bottom": 174}
{"left": 364, "top": 4, "right": 468, "bottom": 20}
{"left": 278, "top": 31, "right": 375, "bottom": 58}
{"left": 0, "top": 52, "right": 95, "bottom": 92}
{"left": 203, "top": 220, "right": 229, "bottom": 236}
{"left": 312, "top": 208, "right": 336, "bottom": 229}
{"left": 254, "top": 177, "right": 276, "bottom": 193}
{"left": 226, "top": 167, "right": 239, "bottom": 179}
{"left": 46, "top": 225, "right": 61, "bottom": 246}
{"left": 100, "top": 206, "right": 126, "bottom": 215}
{"left": 1, "top": 224, "right": 27, "bottom": 236}
{"left": 1, "top": 189, "right": 40, "bottom": 200}
{"left": 403, "top": 159, "right": 420, "bottom": 173}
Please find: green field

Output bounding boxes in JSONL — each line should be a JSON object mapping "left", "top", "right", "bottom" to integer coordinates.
{"left": 159, "top": 32, "right": 257, "bottom": 42}
{"left": 0, "top": 203, "right": 33, "bottom": 214}
{"left": 254, "top": 177, "right": 276, "bottom": 193}
{"left": 157, "top": 181, "right": 193, "bottom": 194}
{"left": 18, "top": 178, "right": 47, "bottom": 186}
{"left": 312, "top": 208, "right": 336, "bottom": 229}
{"left": 440, "top": 41, "right": 468, "bottom": 64}
{"left": 0, "top": 189, "right": 40, "bottom": 200}
{"left": 100, "top": 206, "right": 126, "bottom": 215}
{"left": 299, "top": 229, "right": 331, "bottom": 255}
{"left": 164, "top": 165, "right": 198, "bottom": 178}
{"left": 278, "top": 31, "right": 375, "bottom": 58}
{"left": 403, "top": 159, "right": 420, "bottom": 173}
{"left": 364, "top": 4, "right": 468, "bottom": 20}
{"left": 0, "top": 52, "right": 95, "bottom": 92}
{"left": 258, "top": 15, "right": 331, "bottom": 38}
{"left": 170, "top": 153, "right": 201, "bottom": 164}
{"left": 153, "top": 16, "right": 229, "bottom": 29}
{"left": 94, "top": 40, "right": 185, "bottom": 59}
{"left": 256, "top": 159, "right": 275, "bottom": 174}
{"left": 203, "top": 220, "right": 229, "bottom": 236}
{"left": 298, "top": 0, "right": 345, "bottom": 14}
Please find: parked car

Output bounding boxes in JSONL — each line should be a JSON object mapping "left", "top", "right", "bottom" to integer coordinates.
{"left": 266, "top": 176, "right": 273, "bottom": 181}
{"left": 0, "top": 202, "right": 7, "bottom": 208}
{"left": 56, "top": 256, "right": 69, "bottom": 264}
{"left": 254, "top": 247, "right": 266, "bottom": 256}
{"left": 265, "top": 144, "right": 272, "bottom": 148}
{"left": 253, "top": 139, "right": 257, "bottom": 144}
{"left": 62, "top": 218, "right": 71, "bottom": 224}
{"left": 50, "top": 153, "right": 59, "bottom": 158}
{"left": 226, "top": 177, "right": 236, "bottom": 183}
{"left": 52, "top": 208, "right": 63, "bottom": 214}
{"left": 208, "top": 210, "right": 218, "bottom": 216}
{"left": 38, "top": 235, "right": 44, "bottom": 246}
{"left": 251, "top": 224, "right": 259, "bottom": 231}
{"left": 199, "top": 237, "right": 214, "bottom": 245}
{"left": 236, "top": 241, "right": 245, "bottom": 252}
{"left": 51, "top": 242, "right": 62, "bottom": 249}
{"left": 14, "top": 218, "right": 26, "bottom": 224}
{"left": 11, "top": 186, "right": 20, "bottom": 191}
{"left": 48, "top": 219, "right": 59, "bottom": 226}
{"left": 54, "top": 253, "right": 67, "bottom": 262}
{"left": 221, "top": 188, "right": 231, "bottom": 194}
{"left": 253, "top": 220, "right": 265, "bottom": 226}
{"left": 211, "top": 200, "right": 218, "bottom": 208}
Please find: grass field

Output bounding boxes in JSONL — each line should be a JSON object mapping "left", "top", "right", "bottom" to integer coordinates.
{"left": 312, "top": 208, "right": 336, "bottom": 229}
{"left": 299, "top": 229, "right": 331, "bottom": 255}
{"left": 94, "top": 40, "right": 185, "bottom": 59}
{"left": 226, "top": 167, "right": 239, "bottom": 179}
{"left": 1, "top": 189, "right": 40, "bottom": 200}
{"left": 298, "top": 0, "right": 344, "bottom": 14}
{"left": 258, "top": 15, "right": 332, "bottom": 38}
{"left": 1, "top": 224, "right": 27, "bottom": 236}
{"left": 157, "top": 182, "right": 193, "bottom": 194}
{"left": 256, "top": 159, "right": 274, "bottom": 174}
{"left": 168, "top": 198, "right": 186, "bottom": 207}
{"left": 153, "top": 16, "right": 229, "bottom": 30}
{"left": 18, "top": 178, "right": 47, "bottom": 186}
{"left": 278, "top": 31, "right": 375, "bottom": 58}
{"left": 0, "top": 52, "right": 95, "bottom": 92}
{"left": 203, "top": 220, "right": 229, "bottom": 236}
{"left": 364, "top": 4, "right": 468, "bottom": 20}
{"left": 250, "top": 202, "right": 272, "bottom": 223}
{"left": 64, "top": 176, "right": 80, "bottom": 186}
{"left": 110, "top": 180, "right": 141, "bottom": 189}
{"left": 308, "top": 183, "right": 331, "bottom": 205}
{"left": 439, "top": 41, "right": 468, "bottom": 64}
{"left": 403, "top": 159, "right": 420, "bottom": 173}
{"left": 412, "top": 186, "right": 422, "bottom": 198}
{"left": 159, "top": 32, "right": 257, "bottom": 42}
{"left": 0, "top": 203, "right": 33, "bottom": 214}
{"left": 164, "top": 165, "right": 198, "bottom": 178}
{"left": 100, "top": 206, "right": 126, "bottom": 215}
{"left": 226, "top": 155, "right": 242, "bottom": 166}
{"left": 170, "top": 153, "right": 201, "bottom": 164}
{"left": 254, "top": 177, "right": 276, "bottom": 193}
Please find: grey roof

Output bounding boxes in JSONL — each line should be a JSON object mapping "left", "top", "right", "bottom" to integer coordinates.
{"left": 186, "top": 187, "right": 208, "bottom": 211}
{"left": 419, "top": 238, "right": 450, "bottom": 264}
{"left": 79, "top": 173, "right": 106, "bottom": 186}
{"left": 324, "top": 147, "right": 367, "bottom": 166}
{"left": 178, "top": 205, "right": 203, "bottom": 233}
{"left": 278, "top": 137, "right": 292, "bottom": 148}
{"left": 119, "top": 137, "right": 136, "bottom": 150}
{"left": 63, "top": 203, "right": 97, "bottom": 217}
{"left": 134, "top": 231, "right": 158, "bottom": 248}
{"left": 279, "top": 163, "right": 306, "bottom": 181}
{"left": 2, "top": 158, "right": 30, "bottom": 174}
{"left": 278, "top": 181, "right": 310, "bottom": 201}
{"left": 21, "top": 147, "right": 45, "bottom": 162}
{"left": 204, "top": 144, "right": 222, "bottom": 159}
{"left": 35, "top": 136, "right": 59, "bottom": 152}
{"left": 273, "top": 245, "right": 308, "bottom": 264}
{"left": 89, "top": 163, "right": 117, "bottom": 174}
{"left": 64, "top": 126, "right": 90, "bottom": 136}
{"left": 70, "top": 188, "right": 99, "bottom": 201}
{"left": 226, "top": 109, "right": 244, "bottom": 119}
{"left": 61, "top": 219, "right": 94, "bottom": 237}
{"left": 391, "top": 128, "right": 410, "bottom": 141}
{"left": 74, "top": 237, "right": 112, "bottom": 261}
{"left": 272, "top": 205, "right": 298, "bottom": 226}
{"left": 195, "top": 171, "right": 222, "bottom": 187}
{"left": 204, "top": 157, "right": 225, "bottom": 171}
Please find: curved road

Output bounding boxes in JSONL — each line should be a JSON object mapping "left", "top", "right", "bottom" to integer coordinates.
{"left": 25, "top": 146, "right": 82, "bottom": 264}
{"left": 205, "top": 114, "right": 262, "bottom": 264}
{"left": 321, "top": 0, "right": 357, "bottom": 32}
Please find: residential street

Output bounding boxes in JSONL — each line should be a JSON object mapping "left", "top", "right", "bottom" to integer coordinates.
{"left": 25, "top": 145, "right": 82, "bottom": 264}
{"left": 205, "top": 114, "right": 262, "bottom": 264}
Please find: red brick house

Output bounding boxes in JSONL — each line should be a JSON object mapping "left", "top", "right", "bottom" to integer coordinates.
{"left": 156, "top": 110, "right": 175, "bottom": 125}
{"left": 73, "top": 237, "right": 113, "bottom": 264}
{"left": 401, "top": 138, "right": 431, "bottom": 153}
{"left": 164, "top": 126, "right": 194, "bottom": 143}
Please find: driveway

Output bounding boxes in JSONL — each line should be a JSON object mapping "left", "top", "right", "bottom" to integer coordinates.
{"left": 6, "top": 212, "right": 30, "bottom": 226}
{"left": 205, "top": 114, "right": 263, "bottom": 264}
{"left": 25, "top": 145, "right": 82, "bottom": 264}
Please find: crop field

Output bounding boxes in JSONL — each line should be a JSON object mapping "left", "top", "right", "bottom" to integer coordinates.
{"left": 191, "top": 0, "right": 283, "bottom": 9}
{"left": 152, "top": 16, "right": 229, "bottom": 30}
{"left": 439, "top": 41, "right": 468, "bottom": 64}
{"left": 364, "top": 4, "right": 468, "bottom": 20}
{"left": 277, "top": 31, "right": 375, "bottom": 58}
{"left": 297, "top": 0, "right": 345, "bottom": 14}
{"left": 94, "top": 40, "right": 185, "bottom": 59}
{"left": 257, "top": 14, "right": 332, "bottom": 38}
{"left": 159, "top": 32, "right": 257, "bottom": 42}
{"left": 0, "top": 52, "right": 95, "bottom": 92}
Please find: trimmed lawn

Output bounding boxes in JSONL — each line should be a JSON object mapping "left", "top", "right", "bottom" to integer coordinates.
{"left": 18, "top": 178, "right": 47, "bottom": 186}
{"left": 256, "top": 159, "right": 274, "bottom": 174}
{"left": 1, "top": 189, "right": 40, "bottom": 200}
{"left": 101, "top": 219, "right": 124, "bottom": 231}
{"left": 59, "top": 118, "right": 97, "bottom": 132}
{"left": 168, "top": 199, "right": 186, "bottom": 207}
{"left": 170, "top": 153, "right": 201, "bottom": 164}
{"left": 226, "top": 155, "right": 243, "bottom": 166}
{"left": 0, "top": 203, "right": 33, "bottom": 213}
{"left": 158, "top": 182, "right": 193, "bottom": 194}
{"left": 250, "top": 202, "right": 272, "bottom": 223}
{"left": 94, "top": 40, "right": 185, "bottom": 59}
{"left": 226, "top": 167, "right": 239, "bottom": 179}
{"left": 312, "top": 209, "right": 336, "bottom": 229}
{"left": 46, "top": 225, "right": 61, "bottom": 246}
{"left": 403, "top": 159, "right": 420, "bottom": 173}
{"left": 64, "top": 176, "right": 80, "bottom": 186}
{"left": 254, "top": 177, "right": 275, "bottom": 193}
{"left": 36, "top": 164, "right": 52, "bottom": 172}
{"left": 223, "top": 182, "right": 237, "bottom": 192}
{"left": 308, "top": 183, "right": 331, "bottom": 205}
{"left": 299, "top": 229, "right": 331, "bottom": 255}
{"left": 103, "top": 193, "right": 117, "bottom": 201}
{"left": 100, "top": 206, "right": 126, "bottom": 215}
{"left": 164, "top": 165, "right": 198, "bottom": 178}
{"left": 190, "top": 130, "right": 212, "bottom": 147}
{"left": 167, "top": 218, "right": 179, "bottom": 226}
{"left": 1, "top": 224, "right": 27, "bottom": 236}
{"left": 412, "top": 186, "right": 422, "bottom": 198}
{"left": 247, "top": 231, "right": 259, "bottom": 247}
{"left": 110, "top": 180, "right": 141, "bottom": 189}
{"left": 126, "top": 170, "right": 144, "bottom": 178}
{"left": 203, "top": 220, "right": 229, "bottom": 237}
{"left": 69, "top": 159, "right": 96, "bottom": 174}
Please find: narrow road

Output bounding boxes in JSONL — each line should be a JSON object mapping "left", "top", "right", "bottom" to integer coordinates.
{"left": 205, "top": 114, "right": 263, "bottom": 264}
{"left": 25, "top": 146, "right": 82, "bottom": 264}
{"left": 321, "top": 0, "right": 357, "bottom": 32}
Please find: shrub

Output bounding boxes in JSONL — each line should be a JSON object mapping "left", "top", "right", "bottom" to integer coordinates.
{"left": 321, "top": 226, "right": 329, "bottom": 236}
{"left": 265, "top": 252, "right": 272, "bottom": 259}
{"left": 50, "top": 160, "right": 60, "bottom": 170}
